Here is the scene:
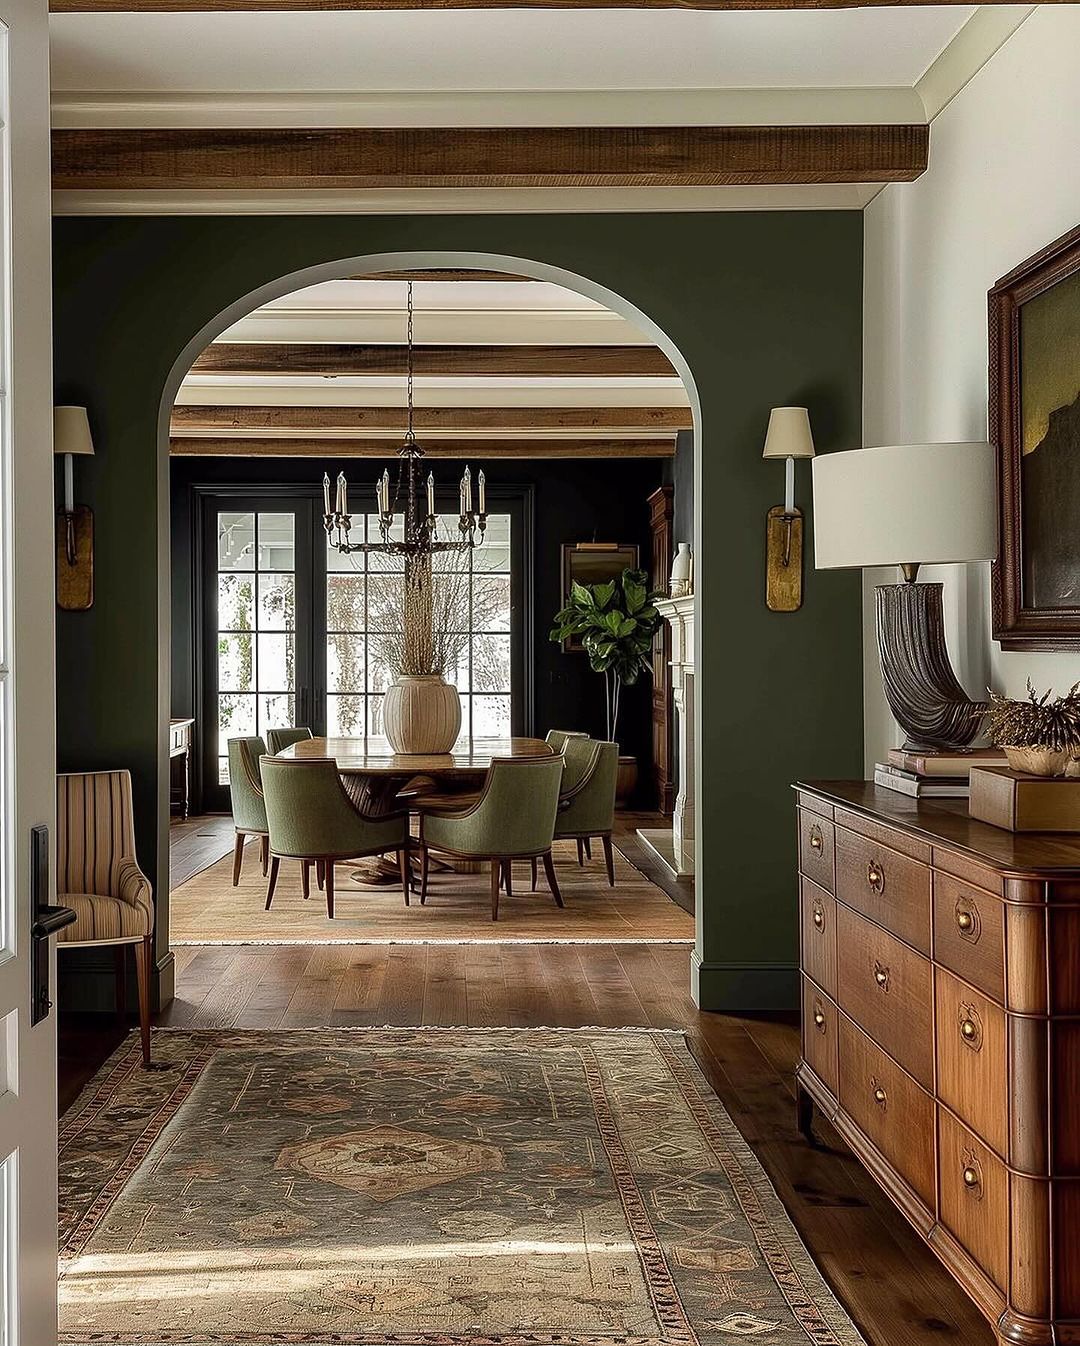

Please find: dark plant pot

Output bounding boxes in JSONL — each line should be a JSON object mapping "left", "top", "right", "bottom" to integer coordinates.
{"left": 615, "top": 755, "right": 638, "bottom": 809}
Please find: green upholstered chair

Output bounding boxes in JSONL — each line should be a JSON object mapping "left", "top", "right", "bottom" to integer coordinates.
{"left": 553, "top": 738, "right": 619, "bottom": 886}
{"left": 545, "top": 729, "right": 587, "bottom": 754}
{"left": 260, "top": 755, "right": 411, "bottom": 918}
{"left": 228, "top": 736, "right": 270, "bottom": 885}
{"left": 266, "top": 726, "right": 314, "bottom": 755}
{"left": 418, "top": 756, "right": 565, "bottom": 920}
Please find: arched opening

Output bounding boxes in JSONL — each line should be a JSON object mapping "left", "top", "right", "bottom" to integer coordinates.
{"left": 159, "top": 251, "right": 703, "bottom": 982}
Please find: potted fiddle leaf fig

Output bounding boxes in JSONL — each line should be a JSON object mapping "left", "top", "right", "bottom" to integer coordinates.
{"left": 550, "top": 567, "right": 666, "bottom": 803}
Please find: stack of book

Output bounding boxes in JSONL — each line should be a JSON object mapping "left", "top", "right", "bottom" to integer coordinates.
{"left": 873, "top": 747, "right": 1007, "bottom": 799}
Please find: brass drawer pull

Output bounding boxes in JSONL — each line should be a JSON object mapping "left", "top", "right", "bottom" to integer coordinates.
{"left": 955, "top": 898, "right": 981, "bottom": 942}
{"left": 871, "top": 1078, "right": 887, "bottom": 1109}
{"left": 961, "top": 1152, "right": 983, "bottom": 1197}
{"left": 958, "top": 1004, "right": 983, "bottom": 1051}
{"left": 867, "top": 861, "right": 885, "bottom": 893}
{"left": 873, "top": 961, "right": 890, "bottom": 990}
{"left": 809, "top": 825, "right": 824, "bottom": 853}
{"left": 812, "top": 900, "right": 825, "bottom": 930}
{"left": 813, "top": 1003, "right": 827, "bottom": 1033}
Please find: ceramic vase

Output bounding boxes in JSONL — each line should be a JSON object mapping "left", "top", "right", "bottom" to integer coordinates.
{"left": 384, "top": 674, "right": 461, "bottom": 754}
{"left": 669, "top": 543, "right": 693, "bottom": 598}
{"left": 1003, "top": 745, "right": 1079, "bottom": 778}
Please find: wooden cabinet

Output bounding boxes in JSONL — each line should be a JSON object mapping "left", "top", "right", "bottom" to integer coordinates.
{"left": 646, "top": 486, "right": 674, "bottom": 814}
{"left": 796, "top": 781, "right": 1080, "bottom": 1346}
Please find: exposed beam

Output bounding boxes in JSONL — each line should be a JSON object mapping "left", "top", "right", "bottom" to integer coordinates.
{"left": 49, "top": 0, "right": 1024, "bottom": 11}
{"left": 51, "top": 124, "right": 928, "bottom": 191}
{"left": 191, "top": 344, "right": 679, "bottom": 377}
{"left": 171, "top": 404, "right": 692, "bottom": 432}
{"left": 169, "top": 436, "right": 676, "bottom": 458}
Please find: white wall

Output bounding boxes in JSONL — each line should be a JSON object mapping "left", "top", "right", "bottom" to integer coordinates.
{"left": 862, "top": 6, "right": 1080, "bottom": 772}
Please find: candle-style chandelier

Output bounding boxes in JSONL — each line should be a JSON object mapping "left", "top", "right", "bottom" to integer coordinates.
{"left": 322, "top": 280, "right": 487, "bottom": 557}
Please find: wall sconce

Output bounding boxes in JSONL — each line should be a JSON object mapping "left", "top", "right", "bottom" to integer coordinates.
{"left": 762, "top": 406, "right": 815, "bottom": 612}
{"left": 54, "top": 406, "right": 95, "bottom": 611}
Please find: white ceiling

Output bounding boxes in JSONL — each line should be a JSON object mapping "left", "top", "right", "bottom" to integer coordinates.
{"left": 50, "top": 8, "right": 974, "bottom": 95}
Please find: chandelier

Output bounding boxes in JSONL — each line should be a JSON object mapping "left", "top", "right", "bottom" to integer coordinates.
{"left": 322, "top": 280, "right": 487, "bottom": 557}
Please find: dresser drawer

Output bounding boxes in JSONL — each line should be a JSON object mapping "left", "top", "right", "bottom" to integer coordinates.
{"left": 801, "top": 977, "right": 838, "bottom": 1096}
{"left": 836, "top": 904, "right": 934, "bottom": 1088}
{"left": 835, "top": 825, "right": 931, "bottom": 954}
{"left": 935, "top": 969, "right": 1008, "bottom": 1160}
{"left": 839, "top": 1015, "right": 935, "bottom": 1209}
{"left": 800, "top": 879, "right": 836, "bottom": 997}
{"left": 938, "top": 1108, "right": 1008, "bottom": 1292}
{"left": 799, "top": 810, "right": 835, "bottom": 893}
{"left": 932, "top": 871, "right": 1005, "bottom": 1004}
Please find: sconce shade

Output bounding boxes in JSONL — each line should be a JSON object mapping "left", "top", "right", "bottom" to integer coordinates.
{"left": 53, "top": 406, "right": 95, "bottom": 457}
{"left": 812, "top": 442, "right": 997, "bottom": 570}
{"left": 762, "top": 407, "right": 815, "bottom": 460}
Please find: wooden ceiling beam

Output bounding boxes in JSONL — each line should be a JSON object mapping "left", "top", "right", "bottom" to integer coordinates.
{"left": 51, "top": 124, "right": 928, "bottom": 191}
{"left": 171, "top": 404, "right": 692, "bottom": 432}
{"left": 191, "top": 343, "right": 679, "bottom": 377}
{"left": 169, "top": 436, "right": 676, "bottom": 458}
{"left": 49, "top": 0, "right": 1016, "bottom": 12}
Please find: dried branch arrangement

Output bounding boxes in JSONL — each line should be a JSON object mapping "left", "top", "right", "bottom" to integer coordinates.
{"left": 984, "top": 680, "right": 1080, "bottom": 751}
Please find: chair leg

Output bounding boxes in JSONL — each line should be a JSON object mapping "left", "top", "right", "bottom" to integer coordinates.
{"left": 114, "top": 945, "right": 127, "bottom": 1022}
{"left": 399, "top": 844, "right": 411, "bottom": 906}
{"left": 264, "top": 855, "right": 280, "bottom": 910}
{"left": 232, "top": 832, "right": 245, "bottom": 886}
{"left": 576, "top": 838, "right": 585, "bottom": 866}
{"left": 601, "top": 835, "right": 615, "bottom": 887}
{"left": 584, "top": 836, "right": 592, "bottom": 860}
{"left": 301, "top": 860, "right": 311, "bottom": 900}
{"left": 503, "top": 859, "right": 513, "bottom": 898}
{"left": 542, "top": 851, "right": 564, "bottom": 908}
{"left": 316, "top": 859, "right": 325, "bottom": 890}
{"left": 260, "top": 834, "right": 269, "bottom": 877}
{"left": 531, "top": 857, "right": 538, "bottom": 892}
{"left": 326, "top": 862, "right": 335, "bottom": 919}
{"left": 490, "top": 859, "right": 501, "bottom": 921}
{"left": 420, "top": 845, "right": 430, "bottom": 905}
{"left": 134, "top": 935, "right": 152, "bottom": 1068}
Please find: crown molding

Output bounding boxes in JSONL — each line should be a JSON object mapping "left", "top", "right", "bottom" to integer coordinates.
{"left": 916, "top": 7, "right": 1035, "bottom": 121}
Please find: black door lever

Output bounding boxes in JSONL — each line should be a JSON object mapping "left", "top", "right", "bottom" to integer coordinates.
{"left": 30, "top": 824, "right": 76, "bottom": 1025}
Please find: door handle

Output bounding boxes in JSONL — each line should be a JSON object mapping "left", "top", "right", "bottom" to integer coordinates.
{"left": 30, "top": 824, "right": 76, "bottom": 1025}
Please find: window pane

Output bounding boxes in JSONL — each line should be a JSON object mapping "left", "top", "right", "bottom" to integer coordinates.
{"left": 472, "top": 634, "right": 511, "bottom": 692}
{"left": 218, "top": 634, "right": 254, "bottom": 692}
{"left": 218, "top": 573, "right": 254, "bottom": 631}
{"left": 260, "top": 692, "right": 295, "bottom": 734}
{"left": 367, "top": 642, "right": 394, "bottom": 695}
{"left": 368, "top": 513, "right": 405, "bottom": 572}
{"left": 368, "top": 694, "right": 384, "bottom": 736}
{"left": 257, "top": 633, "right": 294, "bottom": 691}
{"left": 327, "top": 574, "right": 365, "bottom": 632}
{"left": 257, "top": 513, "right": 294, "bottom": 571}
{"left": 473, "top": 695, "right": 510, "bottom": 738}
{"left": 367, "top": 575, "right": 404, "bottom": 631}
{"left": 218, "top": 757, "right": 229, "bottom": 786}
{"left": 257, "top": 573, "right": 294, "bottom": 631}
{"left": 327, "top": 633, "right": 365, "bottom": 694}
{"left": 218, "top": 512, "right": 255, "bottom": 570}
{"left": 327, "top": 693, "right": 365, "bottom": 737}
{"left": 327, "top": 536, "right": 366, "bottom": 574}
{"left": 219, "top": 693, "right": 256, "bottom": 740}
{"left": 473, "top": 575, "right": 510, "bottom": 632}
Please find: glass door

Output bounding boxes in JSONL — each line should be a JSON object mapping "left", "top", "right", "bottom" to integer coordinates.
{"left": 201, "top": 497, "right": 315, "bottom": 811}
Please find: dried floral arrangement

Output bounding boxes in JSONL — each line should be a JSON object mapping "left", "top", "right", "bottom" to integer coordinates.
{"left": 984, "top": 681, "right": 1080, "bottom": 752}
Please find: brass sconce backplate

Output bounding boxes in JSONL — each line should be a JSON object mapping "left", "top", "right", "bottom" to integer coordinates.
{"left": 765, "top": 505, "right": 803, "bottom": 612}
{"left": 56, "top": 506, "right": 94, "bottom": 611}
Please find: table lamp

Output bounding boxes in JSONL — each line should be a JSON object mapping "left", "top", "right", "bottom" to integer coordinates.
{"left": 812, "top": 442, "right": 997, "bottom": 750}
{"left": 762, "top": 407, "right": 815, "bottom": 612}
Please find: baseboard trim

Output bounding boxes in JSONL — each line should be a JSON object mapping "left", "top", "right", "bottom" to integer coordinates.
{"left": 691, "top": 953, "right": 798, "bottom": 1013}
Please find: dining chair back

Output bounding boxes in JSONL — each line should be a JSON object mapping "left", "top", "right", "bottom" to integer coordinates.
{"left": 545, "top": 729, "right": 587, "bottom": 755}
{"left": 260, "top": 755, "right": 410, "bottom": 917}
{"left": 227, "top": 736, "right": 270, "bottom": 885}
{"left": 554, "top": 738, "right": 620, "bottom": 885}
{"left": 266, "top": 726, "right": 314, "bottom": 755}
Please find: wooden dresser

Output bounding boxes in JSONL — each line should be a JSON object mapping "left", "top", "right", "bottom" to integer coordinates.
{"left": 795, "top": 781, "right": 1080, "bottom": 1346}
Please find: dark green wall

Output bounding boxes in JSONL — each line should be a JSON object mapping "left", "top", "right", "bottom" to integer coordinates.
{"left": 53, "top": 211, "right": 864, "bottom": 1011}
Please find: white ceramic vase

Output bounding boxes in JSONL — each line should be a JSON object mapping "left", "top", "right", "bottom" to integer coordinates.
{"left": 669, "top": 542, "right": 693, "bottom": 598}
{"left": 383, "top": 674, "right": 462, "bottom": 754}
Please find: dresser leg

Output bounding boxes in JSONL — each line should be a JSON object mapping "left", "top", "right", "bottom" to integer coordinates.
{"left": 796, "top": 1081, "right": 815, "bottom": 1142}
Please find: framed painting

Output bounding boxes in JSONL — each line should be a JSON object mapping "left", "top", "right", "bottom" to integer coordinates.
{"left": 991, "top": 223, "right": 1080, "bottom": 649}
{"left": 560, "top": 542, "right": 639, "bottom": 652}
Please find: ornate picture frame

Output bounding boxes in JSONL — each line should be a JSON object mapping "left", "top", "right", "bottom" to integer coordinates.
{"left": 559, "top": 542, "right": 639, "bottom": 652}
{"left": 990, "top": 223, "right": 1080, "bottom": 650}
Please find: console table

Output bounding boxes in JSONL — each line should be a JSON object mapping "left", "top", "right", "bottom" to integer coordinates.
{"left": 795, "top": 780, "right": 1080, "bottom": 1346}
{"left": 169, "top": 717, "right": 194, "bottom": 820}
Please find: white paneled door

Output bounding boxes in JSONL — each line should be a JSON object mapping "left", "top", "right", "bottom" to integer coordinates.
{"left": 0, "top": 0, "right": 63, "bottom": 1342}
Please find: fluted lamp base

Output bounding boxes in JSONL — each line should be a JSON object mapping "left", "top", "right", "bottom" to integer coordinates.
{"left": 876, "top": 579, "right": 986, "bottom": 752}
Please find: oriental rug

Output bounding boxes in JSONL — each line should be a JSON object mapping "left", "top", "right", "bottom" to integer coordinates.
{"left": 170, "top": 840, "right": 694, "bottom": 945}
{"left": 59, "top": 1027, "right": 864, "bottom": 1345}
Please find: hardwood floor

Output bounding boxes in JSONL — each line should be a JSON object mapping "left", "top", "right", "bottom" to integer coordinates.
{"left": 58, "top": 938, "right": 991, "bottom": 1346}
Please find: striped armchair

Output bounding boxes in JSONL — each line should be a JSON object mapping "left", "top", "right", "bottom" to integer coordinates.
{"left": 57, "top": 770, "right": 154, "bottom": 1066}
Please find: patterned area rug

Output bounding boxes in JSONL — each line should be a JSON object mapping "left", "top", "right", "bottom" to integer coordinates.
{"left": 170, "top": 840, "right": 694, "bottom": 945}
{"left": 59, "top": 1028, "right": 864, "bottom": 1345}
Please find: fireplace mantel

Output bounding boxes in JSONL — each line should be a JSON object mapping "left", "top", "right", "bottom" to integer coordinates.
{"left": 637, "top": 594, "right": 695, "bottom": 878}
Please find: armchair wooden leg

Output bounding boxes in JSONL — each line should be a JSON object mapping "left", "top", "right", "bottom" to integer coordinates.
{"left": 114, "top": 945, "right": 127, "bottom": 1021}
{"left": 576, "top": 839, "right": 585, "bottom": 866}
{"left": 134, "top": 935, "right": 152, "bottom": 1068}
{"left": 503, "top": 860, "right": 514, "bottom": 898}
{"left": 542, "top": 851, "right": 564, "bottom": 908}
{"left": 601, "top": 835, "right": 615, "bottom": 887}
{"left": 232, "top": 832, "right": 245, "bottom": 886}
{"left": 420, "top": 845, "right": 430, "bottom": 905}
{"left": 584, "top": 837, "right": 592, "bottom": 860}
{"left": 399, "top": 845, "right": 411, "bottom": 906}
{"left": 301, "top": 860, "right": 311, "bottom": 900}
{"left": 265, "top": 855, "right": 280, "bottom": 910}
{"left": 326, "top": 862, "right": 335, "bottom": 919}
{"left": 490, "top": 859, "right": 501, "bottom": 922}
{"left": 530, "top": 857, "right": 538, "bottom": 891}
{"left": 260, "top": 834, "right": 270, "bottom": 877}
{"left": 316, "top": 859, "right": 325, "bottom": 890}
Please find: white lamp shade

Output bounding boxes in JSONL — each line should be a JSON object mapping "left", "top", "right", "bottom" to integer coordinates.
{"left": 762, "top": 407, "right": 815, "bottom": 460}
{"left": 53, "top": 406, "right": 95, "bottom": 457}
{"left": 812, "top": 442, "right": 997, "bottom": 570}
